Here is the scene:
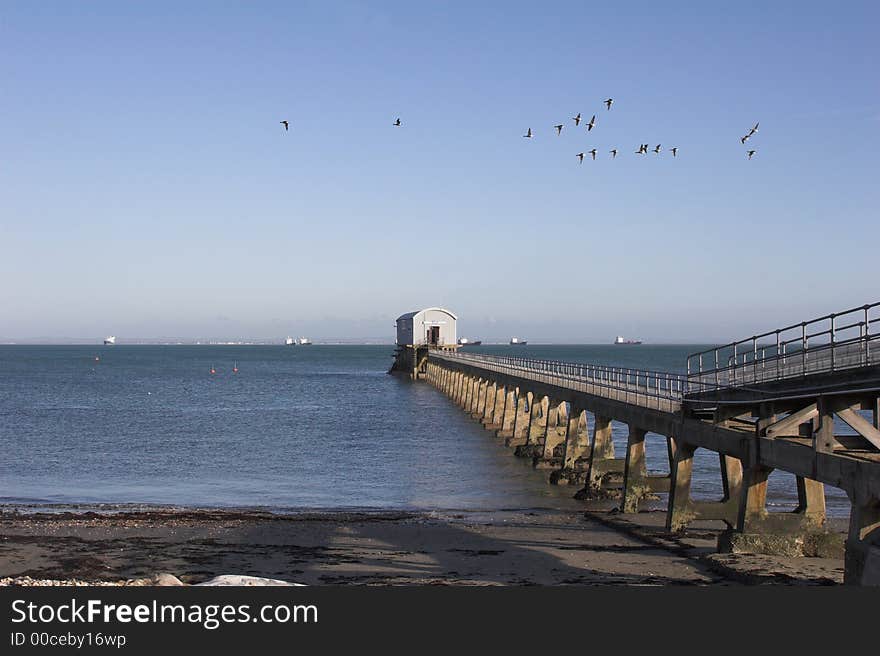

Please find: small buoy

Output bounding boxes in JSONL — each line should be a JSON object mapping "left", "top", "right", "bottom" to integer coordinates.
{"left": 232, "top": 362, "right": 239, "bottom": 373}
{"left": 94, "top": 356, "right": 100, "bottom": 362}
{"left": 210, "top": 366, "right": 216, "bottom": 375}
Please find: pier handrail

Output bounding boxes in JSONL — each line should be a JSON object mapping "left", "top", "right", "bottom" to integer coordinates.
{"left": 686, "top": 302, "right": 880, "bottom": 390}
{"left": 429, "top": 350, "right": 686, "bottom": 410}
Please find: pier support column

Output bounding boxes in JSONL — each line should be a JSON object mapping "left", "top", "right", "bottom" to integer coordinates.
{"left": 621, "top": 426, "right": 648, "bottom": 513}
{"left": 480, "top": 382, "right": 496, "bottom": 424}
{"left": 486, "top": 385, "right": 506, "bottom": 430}
{"left": 465, "top": 376, "right": 477, "bottom": 412}
{"left": 845, "top": 495, "right": 880, "bottom": 585}
{"left": 665, "top": 444, "right": 742, "bottom": 532}
{"left": 506, "top": 391, "right": 532, "bottom": 448}
{"left": 497, "top": 389, "right": 517, "bottom": 439}
{"left": 719, "top": 463, "right": 834, "bottom": 558}
{"left": 473, "top": 379, "right": 488, "bottom": 418}
{"left": 453, "top": 372, "right": 464, "bottom": 406}
{"left": 579, "top": 415, "right": 625, "bottom": 499}
{"left": 516, "top": 395, "right": 549, "bottom": 458}
{"left": 550, "top": 409, "right": 591, "bottom": 486}
{"left": 535, "top": 400, "right": 568, "bottom": 469}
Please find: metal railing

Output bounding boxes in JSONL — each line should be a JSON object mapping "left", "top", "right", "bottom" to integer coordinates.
{"left": 687, "top": 302, "right": 880, "bottom": 391}
{"left": 429, "top": 350, "right": 685, "bottom": 413}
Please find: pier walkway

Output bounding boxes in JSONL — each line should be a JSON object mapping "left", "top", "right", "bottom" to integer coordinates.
{"left": 420, "top": 302, "right": 880, "bottom": 584}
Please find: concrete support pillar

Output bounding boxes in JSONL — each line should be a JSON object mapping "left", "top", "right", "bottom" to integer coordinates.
{"left": 469, "top": 378, "right": 482, "bottom": 414}
{"left": 486, "top": 385, "right": 505, "bottom": 429}
{"left": 796, "top": 477, "right": 827, "bottom": 522}
{"left": 621, "top": 425, "right": 648, "bottom": 513}
{"left": 737, "top": 464, "right": 772, "bottom": 531}
{"left": 498, "top": 389, "right": 517, "bottom": 439}
{"left": 481, "top": 382, "right": 497, "bottom": 424}
{"left": 474, "top": 379, "right": 488, "bottom": 417}
{"left": 526, "top": 396, "right": 549, "bottom": 445}
{"left": 666, "top": 443, "right": 743, "bottom": 532}
{"left": 582, "top": 415, "right": 624, "bottom": 497}
{"left": 516, "top": 395, "right": 550, "bottom": 458}
{"left": 562, "top": 409, "right": 589, "bottom": 469}
{"left": 507, "top": 392, "right": 532, "bottom": 447}
{"left": 536, "top": 400, "right": 568, "bottom": 468}
{"left": 845, "top": 495, "right": 880, "bottom": 585}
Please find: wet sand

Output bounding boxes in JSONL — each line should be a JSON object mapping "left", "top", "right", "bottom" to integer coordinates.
{"left": 0, "top": 508, "right": 845, "bottom": 585}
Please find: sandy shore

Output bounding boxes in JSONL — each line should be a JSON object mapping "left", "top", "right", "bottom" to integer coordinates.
{"left": 0, "top": 508, "right": 845, "bottom": 585}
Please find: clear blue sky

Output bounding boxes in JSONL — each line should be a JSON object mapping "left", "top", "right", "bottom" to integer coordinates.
{"left": 1, "top": 1, "right": 878, "bottom": 342}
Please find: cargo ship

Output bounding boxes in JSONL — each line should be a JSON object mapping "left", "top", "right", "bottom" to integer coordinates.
{"left": 103, "top": 336, "right": 116, "bottom": 345}
{"left": 458, "top": 337, "right": 482, "bottom": 346}
{"left": 614, "top": 336, "right": 642, "bottom": 345}
{"left": 509, "top": 337, "right": 528, "bottom": 345}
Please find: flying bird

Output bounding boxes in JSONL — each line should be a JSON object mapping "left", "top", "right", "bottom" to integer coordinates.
{"left": 573, "top": 113, "right": 582, "bottom": 126}
{"left": 586, "top": 115, "right": 596, "bottom": 131}
{"left": 610, "top": 148, "right": 618, "bottom": 158}
{"left": 523, "top": 127, "right": 532, "bottom": 138}
{"left": 740, "top": 134, "right": 750, "bottom": 144}
{"left": 393, "top": 118, "right": 401, "bottom": 126}
{"left": 554, "top": 124, "right": 564, "bottom": 135}
{"left": 589, "top": 148, "right": 597, "bottom": 160}
{"left": 749, "top": 122, "right": 759, "bottom": 135}
{"left": 280, "top": 120, "right": 289, "bottom": 131}
{"left": 747, "top": 150, "right": 756, "bottom": 159}
{"left": 577, "top": 152, "right": 584, "bottom": 164}
{"left": 636, "top": 144, "right": 648, "bottom": 154}
{"left": 653, "top": 144, "right": 662, "bottom": 154}
{"left": 669, "top": 147, "right": 678, "bottom": 157}
{"left": 604, "top": 98, "right": 613, "bottom": 110}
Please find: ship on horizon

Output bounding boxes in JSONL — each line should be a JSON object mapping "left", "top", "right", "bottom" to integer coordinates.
{"left": 103, "top": 336, "right": 116, "bottom": 345}
{"left": 458, "top": 337, "right": 482, "bottom": 346}
{"left": 509, "top": 337, "right": 528, "bottom": 346}
{"left": 614, "top": 335, "right": 642, "bottom": 345}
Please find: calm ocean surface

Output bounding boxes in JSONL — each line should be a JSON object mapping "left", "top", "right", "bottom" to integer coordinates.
{"left": 0, "top": 345, "right": 850, "bottom": 516}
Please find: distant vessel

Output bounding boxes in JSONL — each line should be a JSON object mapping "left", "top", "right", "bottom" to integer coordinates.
{"left": 285, "top": 337, "right": 295, "bottom": 346}
{"left": 509, "top": 337, "right": 528, "bottom": 345}
{"left": 458, "top": 337, "right": 482, "bottom": 346}
{"left": 297, "top": 337, "right": 312, "bottom": 346}
{"left": 614, "top": 336, "right": 643, "bottom": 345}
{"left": 103, "top": 336, "right": 116, "bottom": 345}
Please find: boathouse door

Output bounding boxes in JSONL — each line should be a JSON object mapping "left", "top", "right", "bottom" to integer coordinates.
{"left": 427, "top": 326, "right": 440, "bottom": 346}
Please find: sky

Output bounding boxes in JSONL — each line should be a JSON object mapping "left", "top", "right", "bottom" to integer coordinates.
{"left": 1, "top": 1, "right": 878, "bottom": 343}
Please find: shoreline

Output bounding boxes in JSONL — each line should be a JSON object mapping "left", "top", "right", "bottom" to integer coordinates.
{"left": 0, "top": 506, "right": 846, "bottom": 586}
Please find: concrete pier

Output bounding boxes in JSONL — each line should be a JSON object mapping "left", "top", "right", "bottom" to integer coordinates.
{"left": 421, "top": 301, "right": 880, "bottom": 585}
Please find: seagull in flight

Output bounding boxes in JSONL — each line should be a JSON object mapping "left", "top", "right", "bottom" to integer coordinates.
{"left": 748, "top": 122, "right": 759, "bottom": 136}
{"left": 669, "top": 147, "right": 678, "bottom": 157}
{"left": 393, "top": 118, "right": 401, "bottom": 126}
{"left": 610, "top": 148, "right": 618, "bottom": 158}
{"left": 554, "top": 124, "right": 564, "bottom": 135}
{"left": 589, "top": 148, "right": 597, "bottom": 160}
{"left": 604, "top": 98, "right": 613, "bottom": 110}
{"left": 747, "top": 149, "right": 756, "bottom": 159}
{"left": 740, "top": 134, "right": 750, "bottom": 144}
{"left": 280, "top": 120, "right": 289, "bottom": 131}
{"left": 653, "top": 144, "right": 662, "bottom": 154}
{"left": 586, "top": 115, "right": 596, "bottom": 131}
{"left": 523, "top": 127, "right": 532, "bottom": 138}
{"left": 573, "top": 113, "right": 582, "bottom": 126}
{"left": 577, "top": 152, "right": 584, "bottom": 164}
{"left": 636, "top": 144, "right": 648, "bottom": 154}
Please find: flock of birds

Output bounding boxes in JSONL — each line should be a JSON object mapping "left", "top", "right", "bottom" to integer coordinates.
{"left": 278, "top": 100, "right": 761, "bottom": 162}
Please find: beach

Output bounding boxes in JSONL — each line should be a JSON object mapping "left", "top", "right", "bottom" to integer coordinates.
{"left": 0, "top": 507, "right": 846, "bottom": 586}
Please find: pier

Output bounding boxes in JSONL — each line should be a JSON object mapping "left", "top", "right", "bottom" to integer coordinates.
{"left": 410, "top": 302, "right": 880, "bottom": 585}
